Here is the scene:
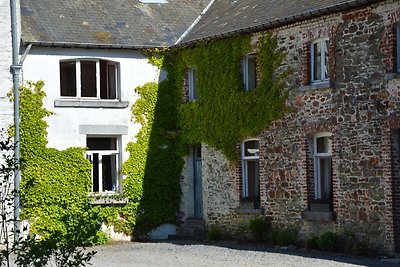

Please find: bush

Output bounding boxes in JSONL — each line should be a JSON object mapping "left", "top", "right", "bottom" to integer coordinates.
{"left": 271, "top": 228, "right": 299, "bottom": 246}
{"left": 207, "top": 225, "right": 223, "bottom": 241}
{"left": 306, "top": 236, "right": 319, "bottom": 250}
{"left": 317, "top": 231, "right": 341, "bottom": 252}
{"left": 248, "top": 217, "right": 271, "bottom": 242}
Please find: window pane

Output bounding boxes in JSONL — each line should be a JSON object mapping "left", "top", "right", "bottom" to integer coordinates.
{"left": 92, "top": 153, "right": 99, "bottom": 192}
{"left": 190, "top": 69, "right": 197, "bottom": 100}
{"left": 244, "top": 140, "right": 259, "bottom": 157}
{"left": 87, "top": 137, "right": 117, "bottom": 150}
{"left": 313, "top": 42, "right": 321, "bottom": 81}
{"left": 107, "top": 64, "right": 117, "bottom": 99}
{"left": 102, "top": 154, "right": 117, "bottom": 191}
{"left": 397, "top": 24, "right": 400, "bottom": 72}
{"left": 60, "top": 61, "right": 76, "bottom": 96}
{"left": 247, "top": 56, "right": 257, "bottom": 90}
{"left": 319, "top": 157, "right": 332, "bottom": 200}
{"left": 100, "top": 61, "right": 117, "bottom": 99}
{"left": 81, "top": 61, "right": 97, "bottom": 97}
{"left": 316, "top": 136, "right": 331, "bottom": 153}
{"left": 324, "top": 40, "right": 329, "bottom": 79}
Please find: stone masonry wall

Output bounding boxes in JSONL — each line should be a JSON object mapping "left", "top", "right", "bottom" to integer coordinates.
{"left": 178, "top": 0, "right": 400, "bottom": 254}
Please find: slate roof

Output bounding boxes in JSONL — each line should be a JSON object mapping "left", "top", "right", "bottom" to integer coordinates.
{"left": 178, "top": 0, "right": 383, "bottom": 45}
{"left": 20, "top": 0, "right": 209, "bottom": 49}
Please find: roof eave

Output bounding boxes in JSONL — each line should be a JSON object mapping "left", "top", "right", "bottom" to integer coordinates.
{"left": 175, "top": 0, "right": 382, "bottom": 48}
{"left": 21, "top": 40, "right": 167, "bottom": 50}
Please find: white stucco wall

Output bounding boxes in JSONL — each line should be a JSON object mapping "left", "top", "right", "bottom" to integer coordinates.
{"left": 22, "top": 46, "right": 160, "bottom": 166}
{"left": 0, "top": 0, "right": 16, "bottom": 131}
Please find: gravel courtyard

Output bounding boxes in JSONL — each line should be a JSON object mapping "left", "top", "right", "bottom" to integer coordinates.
{"left": 89, "top": 241, "right": 400, "bottom": 267}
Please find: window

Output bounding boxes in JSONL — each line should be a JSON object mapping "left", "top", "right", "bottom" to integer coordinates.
{"left": 241, "top": 139, "right": 260, "bottom": 208}
{"left": 60, "top": 59, "right": 118, "bottom": 99}
{"left": 86, "top": 137, "right": 121, "bottom": 193}
{"left": 397, "top": 24, "right": 400, "bottom": 73}
{"left": 187, "top": 68, "right": 197, "bottom": 101}
{"left": 313, "top": 133, "right": 332, "bottom": 202}
{"left": 311, "top": 39, "right": 329, "bottom": 83}
{"left": 243, "top": 55, "right": 257, "bottom": 91}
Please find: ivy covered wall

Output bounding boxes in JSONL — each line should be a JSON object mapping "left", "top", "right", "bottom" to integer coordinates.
{"left": 16, "top": 32, "right": 288, "bottom": 239}
{"left": 18, "top": 81, "right": 105, "bottom": 245}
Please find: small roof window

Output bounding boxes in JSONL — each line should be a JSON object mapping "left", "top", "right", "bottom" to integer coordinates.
{"left": 139, "top": 0, "right": 167, "bottom": 3}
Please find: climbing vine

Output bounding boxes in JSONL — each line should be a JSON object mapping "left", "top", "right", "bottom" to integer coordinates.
{"left": 15, "top": 32, "right": 289, "bottom": 239}
{"left": 120, "top": 32, "right": 289, "bottom": 234}
{"left": 18, "top": 81, "right": 106, "bottom": 245}
{"left": 175, "top": 33, "right": 290, "bottom": 160}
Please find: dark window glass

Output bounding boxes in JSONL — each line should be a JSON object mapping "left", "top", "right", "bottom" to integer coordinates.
{"left": 60, "top": 61, "right": 76, "bottom": 96}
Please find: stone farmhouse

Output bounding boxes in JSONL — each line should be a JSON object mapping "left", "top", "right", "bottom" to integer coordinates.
{"left": 1, "top": 0, "right": 400, "bottom": 254}
{"left": 177, "top": 0, "right": 400, "bottom": 254}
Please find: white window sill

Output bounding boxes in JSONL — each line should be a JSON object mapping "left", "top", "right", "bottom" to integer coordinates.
{"left": 300, "top": 80, "right": 333, "bottom": 91}
{"left": 90, "top": 193, "right": 129, "bottom": 205}
{"left": 54, "top": 99, "right": 129, "bottom": 108}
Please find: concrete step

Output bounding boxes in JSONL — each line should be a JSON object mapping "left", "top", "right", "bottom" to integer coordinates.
{"left": 176, "top": 226, "right": 207, "bottom": 240}
{"left": 185, "top": 218, "right": 205, "bottom": 228}
{"left": 310, "top": 203, "right": 331, "bottom": 212}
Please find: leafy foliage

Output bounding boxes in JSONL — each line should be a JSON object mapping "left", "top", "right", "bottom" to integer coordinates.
{"left": 17, "top": 81, "right": 105, "bottom": 245}
{"left": 175, "top": 33, "right": 290, "bottom": 160}
{"left": 121, "top": 80, "right": 183, "bottom": 234}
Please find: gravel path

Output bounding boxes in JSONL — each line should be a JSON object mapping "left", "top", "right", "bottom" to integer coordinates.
{"left": 89, "top": 241, "right": 400, "bottom": 267}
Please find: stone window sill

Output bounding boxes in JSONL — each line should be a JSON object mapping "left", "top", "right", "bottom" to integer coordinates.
{"left": 302, "top": 210, "right": 336, "bottom": 221}
{"left": 90, "top": 194, "right": 129, "bottom": 205}
{"left": 54, "top": 99, "right": 129, "bottom": 108}
{"left": 235, "top": 208, "right": 264, "bottom": 214}
{"left": 300, "top": 80, "right": 334, "bottom": 92}
{"left": 386, "top": 72, "right": 400, "bottom": 80}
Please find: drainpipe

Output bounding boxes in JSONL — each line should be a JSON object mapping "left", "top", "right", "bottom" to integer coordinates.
{"left": 10, "top": 0, "right": 21, "bottom": 243}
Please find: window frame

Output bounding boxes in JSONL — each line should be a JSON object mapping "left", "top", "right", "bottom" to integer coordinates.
{"left": 313, "top": 132, "right": 332, "bottom": 201}
{"left": 86, "top": 136, "right": 122, "bottom": 194}
{"left": 188, "top": 68, "right": 197, "bottom": 101}
{"left": 397, "top": 24, "right": 400, "bottom": 73}
{"left": 241, "top": 138, "right": 260, "bottom": 201}
{"left": 243, "top": 54, "right": 257, "bottom": 91}
{"left": 59, "top": 58, "right": 120, "bottom": 100}
{"left": 310, "top": 38, "right": 330, "bottom": 83}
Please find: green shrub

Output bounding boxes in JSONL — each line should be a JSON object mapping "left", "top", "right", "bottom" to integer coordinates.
{"left": 306, "top": 236, "right": 319, "bottom": 250}
{"left": 317, "top": 231, "right": 341, "bottom": 252}
{"left": 248, "top": 217, "right": 271, "bottom": 242}
{"left": 208, "top": 225, "right": 223, "bottom": 241}
{"left": 271, "top": 228, "right": 299, "bottom": 246}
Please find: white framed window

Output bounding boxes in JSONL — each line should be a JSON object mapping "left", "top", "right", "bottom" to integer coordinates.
{"left": 313, "top": 133, "right": 332, "bottom": 201}
{"left": 187, "top": 68, "right": 197, "bottom": 101}
{"left": 311, "top": 39, "right": 329, "bottom": 83}
{"left": 60, "top": 59, "right": 119, "bottom": 99}
{"left": 397, "top": 24, "right": 400, "bottom": 73}
{"left": 241, "top": 139, "right": 260, "bottom": 207}
{"left": 86, "top": 136, "right": 122, "bottom": 193}
{"left": 243, "top": 54, "right": 257, "bottom": 91}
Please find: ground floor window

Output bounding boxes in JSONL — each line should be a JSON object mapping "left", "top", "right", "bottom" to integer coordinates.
{"left": 313, "top": 133, "right": 332, "bottom": 203}
{"left": 242, "top": 139, "right": 260, "bottom": 208}
{"left": 86, "top": 136, "right": 121, "bottom": 193}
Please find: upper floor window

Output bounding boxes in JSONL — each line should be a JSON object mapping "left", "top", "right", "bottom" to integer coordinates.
{"left": 243, "top": 54, "right": 257, "bottom": 91}
{"left": 311, "top": 39, "right": 329, "bottom": 83}
{"left": 313, "top": 133, "right": 332, "bottom": 202}
{"left": 60, "top": 59, "right": 119, "bottom": 99}
{"left": 187, "top": 68, "right": 197, "bottom": 101}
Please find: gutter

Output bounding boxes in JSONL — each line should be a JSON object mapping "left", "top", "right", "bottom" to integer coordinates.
{"left": 21, "top": 40, "right": 166, "bottom": 50}
{"left": 175, "top": 0, "right": 383, "bottom": 47}
{"left": 10, "top": 0, "right": 21, "bottom": 243}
